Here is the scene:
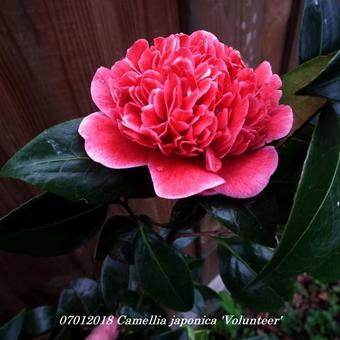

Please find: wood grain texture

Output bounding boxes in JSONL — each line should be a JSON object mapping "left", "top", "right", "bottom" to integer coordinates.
{"left": 179, "top": 0, "right": 298, "bottom": 72}
{"left": 0, "top": 0, "right": 179, "bottom": 322}
{"left": 0, "top": 0, "right": 180, "bottom": 215}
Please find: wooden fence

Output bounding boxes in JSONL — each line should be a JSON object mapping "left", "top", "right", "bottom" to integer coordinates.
{"left": 0, "top": 0, "right": 302, "bottom": 321}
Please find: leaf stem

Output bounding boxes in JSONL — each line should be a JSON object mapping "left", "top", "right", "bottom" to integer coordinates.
{"left": 175, "top": 230, "right": 234, "bottom": 239}
{"left": 118, "top": 198, "right": 139, "bottom": 225}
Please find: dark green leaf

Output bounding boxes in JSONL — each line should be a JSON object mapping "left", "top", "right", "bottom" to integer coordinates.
{"left": 118, "top": 291, "right": 167, "bottom": 332}
{"left": 166, "top": 198, "right": 206, "bottom": 229}
{"left": 101, "top": 256, "right": 129, "bottom": 312}
{"left": 57, "top": 278, "right": 105, "bottom": 316}
{"left": 298, "top": 0, "right": 340, "bottom": 101}
{"left": 271, "top": 125, "right": 314, "bottom": 224}
{"left": 0, "top": 193, "right": 107, "bottom": 256}
{"left": 0, "top": 119, "right": 154, "bottom": 203}
{"left": 199, "top": 193, "right": 277, "bottom": 247}
{"left": 186, "top": 257, "right": 205, "bottom": 280}
{"left": 299, "top": 51, "right": 340, "bottom": 101}
{"left": 249, "top": 104, "right": 340, "bottom": 292}
{"left": 219, "top": 292, "right": 241, "bottom": 315}
{"left": 151, "top": 329, "right": 188, "bottom": 340}
{"left": 198, "top": 285, "right": 220, "bottom": 304}
{"left": 272, "top": 124, "right": 314, "bottom": 197}
{"left": 218, "top": 238, "right": 285, "bottom": 312}
{"left": 23, "top": 305, "right": 56, "bottom": 336}
{"left": 300, "top": 0, "right": 340, "bottom": 63}
{"left": 187, "top": 328, "right": 210, "bottom": 340}
{"left": 95, "top": 215, "right": 136, "bottom": 261}
{"left": 127, "top": 265, "right": 140, "bottom": 291}
{"left": 310, "top": 249, "right": 340, "bottom": 282}
{"left": 0, "top": 311, "right": 25, "bottom": 340}
{"left": 135, "top": 229, "right": 194, "bottom": 311}
{"left": 281, "top": 54, "right": 333, "bottom": 136}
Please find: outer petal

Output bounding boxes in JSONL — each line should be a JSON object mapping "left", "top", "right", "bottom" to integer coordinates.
{"left": 266, "top": 105, "right": 293, "bottom": 142}
{"left": 148, "top": 154, "right": 225, "bottom": 199}
{"left": 79, "top": 112, "right": 151, "bottom": 169}
{"left": 91, "top": 67, "right": 115, "bottom": 115}
{"left": 214, "top": 146, "right": 278, "bottom": 198}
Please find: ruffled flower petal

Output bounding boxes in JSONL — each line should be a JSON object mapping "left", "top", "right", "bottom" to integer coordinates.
{"left": 79, "top": 112, "right": 151, "bottom": 169}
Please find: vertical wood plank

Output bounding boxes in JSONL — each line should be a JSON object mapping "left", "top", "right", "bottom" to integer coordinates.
{"left": 179, "top": 0, "right": 298, "bottom": 72}
{"left": 0, "top": 0, "right": 179, "bottom": 322}
{"left": 0, "top": 0, "right": 180, "bottom": 215}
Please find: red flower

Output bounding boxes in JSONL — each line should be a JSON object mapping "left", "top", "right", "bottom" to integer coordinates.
{"left": 79, "top": 31, "right": 292, "bottom": 199}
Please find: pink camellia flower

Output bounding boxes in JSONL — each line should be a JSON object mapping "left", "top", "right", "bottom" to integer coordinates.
{"left": 86, "top": 317, "right": 118, "bottom": 340}
{"left": 79, "top": 30, "right": 293, "bottom": 199}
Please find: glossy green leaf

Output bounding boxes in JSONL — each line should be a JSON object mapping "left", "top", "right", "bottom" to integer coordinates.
{"left": 310, "top": 249, "right": 340, "bottom": 283}
{"left": 299, "top": 51, "right": 340, "bottom": 101}
{"left": 271, "top": 125, "right": 314, "bottom": 224}
{"left": 134, "top": 229, "right": 194, "bottom": 311}
{"left": 187, "top": 328, "right": 210, "bottom": 340}
{"left": 118, "top": 291, "right": 167, "bottom": 333}
{"left": 57, "top": 278, "right": 105, "bottom": 316}
{"left": 199, "top": 193, "right": 277, "bottom": 247}
{"left": 186, "top": 257, "right": 205, "bottom": 280}
{"left": 300, "top": 0, "right": 340, "bottom": 63}
{"left": 0, "top": 311, "right": 25, "bottom": 340}
{"left": 23, "top": 305, "right": 56, "bottom": 336}
{"left": 95, "top": 215, "right": 136, "bottom": 261}
{"left": 272, "top": 124, "right": 314, "bottom": 197}
{"left": 218, "top": 238, "right": 285, "bottom": 312}
{"left": 151, "top": 329, "right": 188, "bottom": 340}
{"left": 298, "top": 0, "right": 340, "bottom": 101}
{"left": 281, "top": 54, "right": 333, "bottom": 136}
{"left": 0, "top": 307, "right": 56, "bottom": 339}
{"left": 100, "top": 256, "right": 129, "bottom": 312}
{"left": 166, "top": 198, "right": 206, "bottom": 229}
{"left": 219, "top": 291, "right": 241, "bottom": 315}
{"left": 0, "top": 119, "right": 154, "bottom": 203}
{"left": 249, "top": 104, "right": 340, "bottom": 291}
{"left": 0, "top": 193, "right": 107, "bottom": 256}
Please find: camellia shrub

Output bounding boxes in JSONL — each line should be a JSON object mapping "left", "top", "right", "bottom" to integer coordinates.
{"left": 0, "top": 0, "right": 339, "bottom": 339}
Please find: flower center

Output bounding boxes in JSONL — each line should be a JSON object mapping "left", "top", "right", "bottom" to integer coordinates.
{"left": 110, "top": 33, "right": 282, "bottom": 172}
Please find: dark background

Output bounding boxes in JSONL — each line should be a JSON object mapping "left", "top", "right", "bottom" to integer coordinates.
{"left": 0, "top": 0, "right": 302, "bottom": 322}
